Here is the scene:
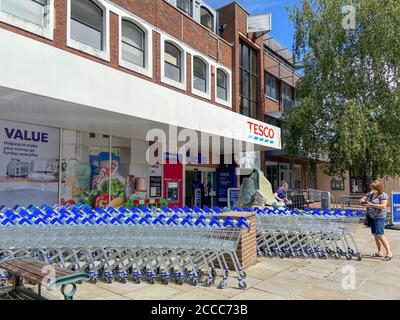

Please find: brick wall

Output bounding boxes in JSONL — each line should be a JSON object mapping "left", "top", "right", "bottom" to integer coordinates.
{"left": 0, "top": 0, "right": 233, "bottom": 110}
{"left": 220, "top": 211, "right": 257, "bottom": 270}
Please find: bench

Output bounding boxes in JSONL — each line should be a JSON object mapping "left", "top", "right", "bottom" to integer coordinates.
{"left": 0, "top": 257, "right": 89, "bottom": 300}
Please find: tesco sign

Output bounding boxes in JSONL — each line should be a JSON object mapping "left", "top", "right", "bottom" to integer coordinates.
{"left": 247, "top": 121, "right": 275, "bottom": 139}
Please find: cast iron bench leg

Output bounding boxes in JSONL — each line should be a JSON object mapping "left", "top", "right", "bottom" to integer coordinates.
{"left": 61, "top": 283, "right": 77, "bottom": 301}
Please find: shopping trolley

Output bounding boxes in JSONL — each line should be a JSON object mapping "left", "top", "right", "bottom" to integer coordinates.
{"left": 0, "top": 204, "right": 249, "bottom": 289}
{"left": 255, "top": 208, "right": 363, "bottom": 261}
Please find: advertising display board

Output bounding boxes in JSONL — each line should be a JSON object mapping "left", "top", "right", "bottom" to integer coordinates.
{"left": 0, "top": 119, "right": 60, "bottom": 207}
{"left": 216, "top": 167, "right": 236, "bottom": 207}
{"left": 391, "top": 192, "right": 400, "bottom": 225}
{"left": 228, "top": 188, "right": 241, "bottom": 208}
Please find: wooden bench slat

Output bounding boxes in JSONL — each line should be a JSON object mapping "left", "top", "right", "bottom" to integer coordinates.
{"left": 8, "top": 260, "right": 72, "bottom": 277}
{"left": 0, "top": 264, "right": 44, "bottom": 284}
{"left": 1, "top": 260, "right": 74, "bottom": 285}
{"left": 3, "top": 259, "right": 73, "bottom": 278}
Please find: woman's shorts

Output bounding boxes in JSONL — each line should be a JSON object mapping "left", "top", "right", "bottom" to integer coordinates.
{"left": 370, "top": 218, "right": 386, "bottom": 236}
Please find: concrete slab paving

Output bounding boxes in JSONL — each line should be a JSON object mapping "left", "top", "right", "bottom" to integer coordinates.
{"left": 34, "top": 225, "right": 399, "bottom": 300}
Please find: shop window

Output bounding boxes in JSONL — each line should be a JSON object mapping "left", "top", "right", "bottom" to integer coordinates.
{"left": 61, "top": 132, "right": 140, "bottom": 209}
{"left": 121, "top": 19, "right": 145, "bottom": 68}
{"left": 200, "top": 6, "right": 213, "bottom": 31}
{"left": 217, "top": 69, "right": 228, "bottom": 101}
{"left": 164, "top": 41, "right": 182, "bottom": 83}
{"left": 0, "top": 0, "right": 46, "bottom": 26}
{"left": 266, "top": 73, "right": 278, "bottom": 100}
{"left": 193, "top": 56, "right": 207, "bottom": 93}
{"left": 70, "top": 0, "right": 104, "bottom": 50}
{"left": 176, "top": 0, "right": 192, "bottom": 16}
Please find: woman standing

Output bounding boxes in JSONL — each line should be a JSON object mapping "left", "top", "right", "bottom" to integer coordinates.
{"left": 360, "top": 180, "right": 393, "bottom": 261}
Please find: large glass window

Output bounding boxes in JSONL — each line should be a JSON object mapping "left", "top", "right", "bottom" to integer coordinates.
{"left": 217, "top": 69, "right": 228, "bottom": 101}
{"left": 1, "top": 0, "right": 47, "bottom": 26}
{"left": 200, "top": 7, "right": 213, "bottom": 31}
{"left": 71, "top": 0, "right": 103, "bottom": 50}
{"left": 193, "top": 57, "right": 207, "bottom": 93}
{"left": 164, "top": 42, "right": 182, "bottom": 83}
{"left": 176, "top": 0, "right": 192, "bottom": 16}
{"left": 266, "top": 73, "right": 278, "bottom": 100}
{"left": 121, "top": 20, "right": 145, "bottom": 68}
{"left": 240, "top": 41, "right": 258, "bottom": 119}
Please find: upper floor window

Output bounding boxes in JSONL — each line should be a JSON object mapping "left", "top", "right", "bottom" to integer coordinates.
{"left": 282, "top": 82, "right": 293, "bottom": 110}
{"left": 176, "top": 0, "right": 192, "bottom": 16}
{"left": 200, "top": 7, "right": 213, "bottom": 31}
{"left": 240, "top": 41, "right": 258, "bottom": 119}
{"left": 266, "top": 73, "right": 278, "bottom": 100}
{"left": 71, "top": 0, "right": 103, "bottom": 50}
{"left": 164, "top": 42, "right": 182, "bottom": 83}
{"left": 121, "top": 19, "right": 145, "bottom": 68}
{"left": 193, "top": 57, "right": 207, "bottom": 93}
{"left": 217, "top": 69, "right": 228, "bottom": 101}
{"left": 0, "top": 0, "right": 47, "bottom": 26}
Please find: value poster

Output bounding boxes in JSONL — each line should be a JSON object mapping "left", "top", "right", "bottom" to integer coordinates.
{"left": 0, "top": 119, "right": 60, "bottom": 207}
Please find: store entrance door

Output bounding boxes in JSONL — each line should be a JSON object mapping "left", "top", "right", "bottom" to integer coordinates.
{"left": 185, "top": 168, "right": 216, "bottom": 207}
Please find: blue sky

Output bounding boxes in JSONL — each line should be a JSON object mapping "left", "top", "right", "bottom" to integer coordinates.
{"left": 206, "top": 0, "right": 298, "bottom": 52}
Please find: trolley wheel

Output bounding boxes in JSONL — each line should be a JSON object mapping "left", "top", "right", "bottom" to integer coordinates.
{"left": 239, "top": 271, "right": 247, "bottom": 278}
{"left": 238, "top": 280, "right": 247, "bottom": 290}
{"left": 279, "top": 253, "right": 285, "bottom": 259}
{"left": 0, "top": 279, "right": 6, "bottom": 287}
{"left": 106, "top": 276, "right": 113, "bottom": 284}
{"left": 175, "top": 277, "right": 184, "bottom": 285}
{"left": 267, "top": 252, "right": 274, "bottom": 258}
{"left": 120, "top": 277, "right": 127, "bottom": 284}
{"left": 90, "top": 277, "right": 97, "bottom": 284}
{"left": 334, "top": 254, "right": 341, "bottom": 260}
{"left": 190, "top": 278, "right": 199, "bottom": 286}
{"left": 162, "top": 277, "right": 169, "bottom": 285}
{"left": 148, "top": 277, "right": 155, "bottom": 285}
{"left": 356, "top": 254, "right": 362, "bottom": 261}
{"left": 218, "top": 280, "right": 227, "bottom": 289}
{"left": 205, "top": 278, "right": 213, "bottom": 287}
{"left": 132, "top": 276, "right": 141, "bottom": 284}
{"left": 348, "top": 249, "right": 355, "bottom": 255}
{"left": 345, "top": 254, "right": 352, "bottom": 261}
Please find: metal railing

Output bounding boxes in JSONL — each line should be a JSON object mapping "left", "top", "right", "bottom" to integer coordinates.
{"left": 286, "top": 188, "right": 335, "bottom": 210}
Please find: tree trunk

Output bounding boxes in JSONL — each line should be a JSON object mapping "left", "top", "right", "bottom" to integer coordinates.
{"left": 364, "top": 158, "right": 373, "bottom": 193}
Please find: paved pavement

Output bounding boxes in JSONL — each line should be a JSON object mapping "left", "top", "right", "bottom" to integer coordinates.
{"left": 39, "top": 225, "right": 399, "bottom": 300}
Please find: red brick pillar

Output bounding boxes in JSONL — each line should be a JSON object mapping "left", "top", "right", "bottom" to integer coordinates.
{"left": 220, "top": 211, "right": 257, "bottom": 270}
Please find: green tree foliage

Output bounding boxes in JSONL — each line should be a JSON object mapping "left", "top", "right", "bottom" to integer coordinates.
{"left": 285, "top": 0, "right": 400, "bottom": 187}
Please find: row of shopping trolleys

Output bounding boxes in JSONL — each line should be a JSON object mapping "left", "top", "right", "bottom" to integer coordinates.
{"left": 0, "top": 203, "right": 250, "bottom": 289}
{"left": 253, "top": 207, "right": 365, "bottom": 261}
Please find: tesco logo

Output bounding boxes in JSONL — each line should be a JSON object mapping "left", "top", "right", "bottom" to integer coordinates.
{"left": 247, "top": 121, "right": 275, "bottom": 139}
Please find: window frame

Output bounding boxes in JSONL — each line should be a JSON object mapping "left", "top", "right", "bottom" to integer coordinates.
{"left": 265, "top": 73, "right": 278, "bottom": 101}
{"left": 240, "top": 40, "right": 258, "bottom": 119}
{"left": 160, "top": 36, "right": 186, "bottom": 91}
{"left": 215, "top": 66, "right": 232, "bottom": 107}
{"left": 119, "top": 16, "right": 152, "bottom": 78}
{"left": 281, "top": 82, "right": 293, "bottom": 111}
{"left": 176, "top": 0, "right": 193, "bottom": 17}
{"left": 67, "top": 0, "right": 110, "bottom": 61}
{"left": 191, "top": 55, "right": 210, "bottom": 99}
{"left": 0, "top": 0, "right": 54, "bottom": 39}
{"left": 200, "top": 6, "right": 214, "bottom": 31}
